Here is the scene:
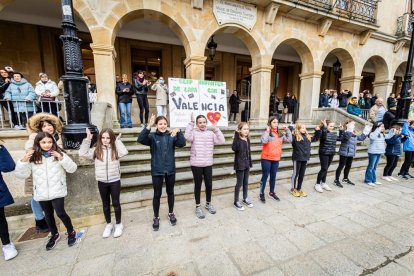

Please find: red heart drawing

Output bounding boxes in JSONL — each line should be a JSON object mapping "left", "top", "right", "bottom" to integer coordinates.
{"left": 207, "top": 112, "right": 221, "bottom": 123}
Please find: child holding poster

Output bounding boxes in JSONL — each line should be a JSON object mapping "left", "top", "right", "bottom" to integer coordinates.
{"left": 185, "top": 113, "right": 225, "bottom": 219}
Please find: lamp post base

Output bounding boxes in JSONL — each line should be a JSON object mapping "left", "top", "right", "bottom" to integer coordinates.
{"left": 61, "top": 123, "right": 98, "bottom": 149}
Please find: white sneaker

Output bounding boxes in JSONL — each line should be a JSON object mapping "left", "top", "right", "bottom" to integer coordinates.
{"left": 102, "top": 223, "right": 113, "bottom": 238}
{"left": 321, "top": 183, "right": 332, "bottom": 191}
{"left": 2, "top": 243, "right": 18, "bottom": 261}
{"left": 389, "top": 176, "right": 398, "bottom": 181}
{"left": 374, "top": 181, "right": 382, "bottom": 185}
{"left": 314, "top": 184, "right": 323, "bottom": 193}
{"left": 366, "top": 182, "right": 376, "bottom": 187}
{"left": 113, "top": 223, "right": 123, "bottom": 238}
{"left": 13, "top": 125, "right": 21, "bottom": 129}
{"left": 381, "top": 176, "right": 392, "bottom": 182}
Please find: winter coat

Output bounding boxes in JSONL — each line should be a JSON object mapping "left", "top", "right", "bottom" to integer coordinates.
{"left": 184, "top": 122, "right": 225, "bottom": 167}
{"left": 401, "top": 121, "right": 414, "bottom": 152}
{"left": 291, "top": 131, "right": 320, "bottom": 161}
{"left": 382, "top": 110, "right": 396, "bottom": 130}
{"left": 133, "top": 78, "right": 149, "bottom": 95}
{"left": 358, "top": 97, "right": 365, "bottom": 109}
{"left": 319, "top": 94, "right": 329, "bottom": 108}
{"left": 364, "top": 97, "right": 372, "bottom": 109}
{"left": 387, "top": 97, "right": 396, "bottom": 108}
{"left": 152, "top": 83, "right": 168, "bottom": 106}
{"left": 367, "top": 128, "right": 394, "bottom": 154}
{"left": 15, "top": 153, "right": 77, "bottom": 201}
{"left": 261, "top": 128, "right": 292, "bottom": 161}
{"left": 369, "top": 105, "right": 387, "bottom": 123}
{"left": 229, "top": 94, "right": 241, "bottom": 113}
{"left": 116, "top": 82, "right": 134, "bottom": 104}
{"left": 232, "top": 132, "right": 252, "bottom": 170}
{"left": 138, "top": 128, "right": 186, "bottom": 176}
{"left": 338, "top": 130, "right": 367, "bottom": 157}
{"left": 34, "top": 80, "right": 59, "bottom": 100}
{"left": 328, "top": 97, "right": 339, "bottom": 108}
{"left": 0, "top": 146, "right": 15, "bottom": 208}
{"left": 338, "top": 91, "right": 352, "bottom": 107}
{"left": 79, "top": 139, "right": 128, "bottom": 183}
{"left": 4, "top": 78, "right": 37, "bottom": 112}
{"left": 283, "top": 96, "right": 297, "bottom": 113}
{"left": 347, "top": 103, "right": 362, "bottom": 116}
{"left": 385, "top": 133, "right": 402, "bottom": 156}
{"left": 319, "top": 128, "right": 340, "bottom": 156}
{"left": 0, "top": 77, "right": 11, "bottom": 99}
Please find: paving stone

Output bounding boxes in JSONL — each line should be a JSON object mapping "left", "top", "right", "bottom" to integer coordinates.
{"left": 342, "top": 211, "right": 383, "bottom": 228}
{"left": 71, "top": 253, "right": 115, "bottom": 276}
{"left": 228, "top": 241, "right": 274, "bottom": 275}
{"left": 285, "top": 227, "right": 326, "bottom": 252}
{"left": 195, "top": 251, "right": 240, "bottom": 276}
{"left": 251, "top": 265, "right": 284, "bottom": 276}
{"left": 375, "top": 201, "right": 413, "bottom": 216}
{"left": 324, "top": 215, "right": 366, "bottom": 235}
{"left": 305, "top": 221, "right": 347, "bottom": 243}
{"left": 353, "top": 230, "right": 410, "bottom": 257}
{"left": 373, "top": 224, "right": 414, "bottom": 246}
{"left": 396, "top": 251, "right": 414, "bottom": 272}
{"left": 157, "top": 262, "right": 199, "bottom": 276}
{"left": 279, "top": 254, "right": 330, "bottom": 276}
{"left": 360, "top": 207, "right": 398, "bottom": 224}
{"left": 256, "top": 234, "right": 300, "bottom": 261}
{"left": 77, "top": 231, "right": 118, "bottom": 260}
{"left": 372, "top": 262, "right": 412, "bottom": 276}
{"left": 32, "top": 264, "right": 72, "bottom": 276}
{"left": 113, "top": 244, "right": 154, "bottom": 275}
{"left": 311, "top": 246, "right": 363, "bottom": 276}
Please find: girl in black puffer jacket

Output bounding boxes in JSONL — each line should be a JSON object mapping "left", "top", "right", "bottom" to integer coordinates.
{"left": 315, "top": 120, "right": 342, "bottom": 193}
{"left": 291, "top": 124, "right": 320, "bottom": 197}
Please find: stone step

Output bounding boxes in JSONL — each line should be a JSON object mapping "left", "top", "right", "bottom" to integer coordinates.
{"left": 120, "top": 152, "right": 369, "bottom": 189}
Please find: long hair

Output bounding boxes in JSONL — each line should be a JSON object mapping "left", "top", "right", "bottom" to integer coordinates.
{"left": 293, "top": 123, "right": 311, "bottom": 142}
{"left": 237, "top": 122, "right": 250, "bottom": 139}
{"left": 94, "top": 128, "right": 118, "bottom": 161}
{"left": 370, "top": 122, "right": 384, "bottom": 138}
{"left": 30, "top": 132, "right": 63, "bottom": 164}
{"left": 267, "top": 116, "right": 282, "bottom": 137}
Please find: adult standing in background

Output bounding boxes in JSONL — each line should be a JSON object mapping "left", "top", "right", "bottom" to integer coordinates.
{"left": 151, "top": 77, "right": 169, "bottom": 117}
{"left": 116, "top": 74, "right": 134, "bottom": 128}
{"left": 283, "top": 92, "right": 296, "bottom": 123}
{"left": 229, "top": 90, "right": 241, "bottom": 123}
{"left": 0, "top": 67, "right": 17, "bottom": 127}
{"left": 34, "top": 73, "right": 59, "bottom": 116}
{"left": 133, "top": 71, "right": 150, "bottom": 126}
{"left": 338, "top": 89, "right": 352, "bottom": 108}
{"left": 369, "top": 98, "right": 387, "bottom": 123}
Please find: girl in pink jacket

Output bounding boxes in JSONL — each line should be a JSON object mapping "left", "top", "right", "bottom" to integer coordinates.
{"left": 185, "top": 114, "right": 225, "bottom": 219}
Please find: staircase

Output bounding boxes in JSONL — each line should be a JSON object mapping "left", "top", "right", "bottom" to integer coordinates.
{"left": 116, "top": 126, "right": 370, "bottom": 205}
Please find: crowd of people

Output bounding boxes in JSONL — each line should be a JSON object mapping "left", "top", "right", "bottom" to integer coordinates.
{"left": 1, "top": 110, "right": 413, "bottom": 261}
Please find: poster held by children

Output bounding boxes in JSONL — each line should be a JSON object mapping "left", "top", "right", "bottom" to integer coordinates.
{"left": 168, "top": 78, "right": 228, "bottom": 127}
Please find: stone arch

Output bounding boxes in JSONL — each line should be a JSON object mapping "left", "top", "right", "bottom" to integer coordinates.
{"left": 394, "top": 61, "right": 407, "bottom": 77}
{"left": 320, "top": 48, "right": 356, "bottom": 78}
{"left": 359, "top": 55, "right": 390, "bottom": 81}
{"left": 270, "top": 38, "right": 315, "bottom": 73}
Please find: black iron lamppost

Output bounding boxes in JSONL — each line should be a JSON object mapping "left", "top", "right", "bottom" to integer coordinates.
{"left": 60, "top": 0, "right": 97, "bottom": 149}
{"left": 207, "top": 36, "right": 217, "bottom": 61}
{"left": 395, "top": 1, "right": 414, "bottom": 125}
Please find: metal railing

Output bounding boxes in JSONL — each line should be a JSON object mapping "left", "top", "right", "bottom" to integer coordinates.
{"left": 339, "top": 107, "right": 370, "bottom": 121}
{"left": 0, "top": 100, "right": 68, "bottom": 129}
{"left": 396, "top": 13, "right": 414, "bottom": 36}
{"left": 288, "top": 0, "right": 332, "bottom": 11}
{"left": 333, "top": 0, "right": 377, "bottom": 24}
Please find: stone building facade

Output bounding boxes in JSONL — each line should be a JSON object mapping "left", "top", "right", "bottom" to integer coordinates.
{"left": 0, "top": 0, "right": 411, "bottom": 125}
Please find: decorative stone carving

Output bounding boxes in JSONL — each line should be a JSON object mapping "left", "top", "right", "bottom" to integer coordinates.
{"left": 213, "top": 0, "right": 257, "bottom": 31}
{"left": 394, "top": 39, "right": 407, "bottom": 53}
{"left": 318, "top": 18, "right": 332, "bottom": 37}
{"left": 191, "top": 0, "right": 203, "bottom": 10}
{"left": 265, "top": 3, "right": 279, "bottom": 25}
{"left": 359, "top": 30, "right": 373, "bottom": 45}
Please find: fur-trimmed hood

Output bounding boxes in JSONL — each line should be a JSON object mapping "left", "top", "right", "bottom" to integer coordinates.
{"left": 27, "top": 113, "right": 62, "bottom": 133}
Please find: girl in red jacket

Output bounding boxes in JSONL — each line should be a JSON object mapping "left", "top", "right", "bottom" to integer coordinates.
{"left": 259, "top": 116, "right": 292, "bottom": 203}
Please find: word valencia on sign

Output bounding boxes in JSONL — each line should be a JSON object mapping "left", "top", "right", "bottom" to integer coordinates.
{"left": 168, "top": 78, "right": 228, "bottom": 128}
{"left": 213, "top": 0, "right": 257, "bottom": 30}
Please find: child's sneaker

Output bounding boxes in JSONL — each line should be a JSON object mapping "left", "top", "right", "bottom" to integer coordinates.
{"left": 268, "top": 192, "right": 280, "bottom": 201}
{"left": 314, "top": 184, "right": 323, "bottom": 193}
{"left": 46, "top": 233, "right": 60, "bottom": 251}
{"left": 291, "top": 189, "right": 300, "bottom": 197}
{"left": 68, "top": 230, "right": 76, "bottom": 247}
{"left": 374, "top": 181, "right": 382, "bottom": 185}
{"left": 152, "top": 217, "right": 160, "bottom": 231}
{"left": 113, "top": 223, "right": 123, "bottom": 238}
{"left": 234, "top": 202, "right": 245, "bottom": 211}
{"left": 102, "top": 223, "right": 113, "bottom": 238}
{"left": 259, "top": 193, "right": 266, "bottom": 203}
{"left": 398, "top": 174, "right": 409, "bottom": 180}
{"left": 299, "top": 190, "right": 308, "bottom": 197}
{"left": 342, "top": 179, "right": 355, "bottom": 185}
{"left": 381, "top": 176, "right": 392, "bottom": 182}
{"left": 2, "top": 242, "right": 18, "bottom": 261}
{"left": 205, "top": 203, "right": 216, "bottom": 214}
{"left": 195, "top": 206, "right": 205, "bottom": 219}
{"left": 389, "top": 176, "right": 398, "bottom": 181}
{"left": 333, "top": 180, "right": 343, "bottom": 188}
{"left": 365, "top": 182, "right": 376, "bottom": 187}
{"left": 321, "top": 183, "right": 332, "bottom": 191}
{"left": 168, "top": 213, "right": 177, "bottom": 226}
{"left": 242, "top": 198, "right": 254, "bottom": 208}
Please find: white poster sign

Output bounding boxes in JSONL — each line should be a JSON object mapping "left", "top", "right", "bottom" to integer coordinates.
{"left": 168, "top": 78, "right": 228, "bottom": 128}
{"left": 213, "top": 0, "right": 257, "bottom": 30}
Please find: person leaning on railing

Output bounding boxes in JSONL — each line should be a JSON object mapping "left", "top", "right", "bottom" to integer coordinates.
{"left": 0, "top": 67, "right": 18, "bottom": 127}
{"left": 346, "top": 97, "right": 362, "bottom": 117}
{"left": 4, "top": 72, "right": 37, "bottom": 129}
{"left": 35, "top": 73, "right": 59, "bottom": 117}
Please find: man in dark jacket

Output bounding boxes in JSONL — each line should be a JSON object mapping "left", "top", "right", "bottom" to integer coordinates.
{"left": 116, "top": 74, "right": 135, "bottom": 128}
{"left": 382, "top": 101, "right": 396, "bottom": 129}
{"left": 338, "top": 89, "right": 352, "bottom": 108}
{"left": 319, "top": 90, "right": 329, "bottom": 108}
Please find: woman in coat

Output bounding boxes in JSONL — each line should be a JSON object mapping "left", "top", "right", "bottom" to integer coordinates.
{"left": 229, "top": 90, "right": 241, "bottom": 123}
{"left": 283, "top": 93, "right": 297, "bottom": 123}
{"left": 34, "top": 73, "right": 59, "bottom": 116}
{"left": 151, "top": 76, "right": 169, "bottom": 117}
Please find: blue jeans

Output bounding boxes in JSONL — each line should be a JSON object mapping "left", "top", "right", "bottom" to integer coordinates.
{"left": 260, "top": 160, "right": 279, "bottom": 194}
{"left": 31, "top": 197, "right": 44, "bottom": 220}
{"left": 119, "top": 102, "right": 132, "bottom": 128}
{"left": 365, "top": 153, "right": 381, "bottom": 183}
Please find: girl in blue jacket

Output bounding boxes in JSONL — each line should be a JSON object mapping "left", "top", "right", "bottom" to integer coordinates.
{"left": 138, "top": 114, "right": 186, "bottom": 231}
{"left": 0, "top": 145, "right": 18, "bottom": 261}
{"left": 383, "top": 125, "right": 403, "bottom": 181}
{"left": 398, "top": 121, "right": 414, "bottom": 179}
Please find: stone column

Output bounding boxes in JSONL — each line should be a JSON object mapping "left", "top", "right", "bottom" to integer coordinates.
{"left": 90, "top": 43, "right": 118, "bottom": 127}
{"left": 298, "top": 71, "right": 324, "bottom": 123}
{"left": 184, "top": 56, "right": 207, "bottom": 80}
{"left": 372, "top": 79, "right": 395, "bottom": 99}
{"left": 249, "top": 65, "right": 274, "bottom": 126}
{"left": 339, "top": 75, "right": 363, "bottom": 96}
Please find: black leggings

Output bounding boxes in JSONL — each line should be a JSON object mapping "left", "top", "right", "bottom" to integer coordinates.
{"left": 335, "top": 155, "right": 354, "bottom": 181}
{"left": 234, "top": 168, "right": 249, "bottom": 203}
{"left": 399, "top": 151, "right": 414, "bottom": 176}
{"left": 39, "top": 197, "right": 73, "bottom": 236}
{"left": 0, "top": 207, "right": 10, "bottom": 245}
{"left": 229, "top": 113, "right": 237, "bottom": 121}
{"left": 152, "top": 174, "right": 175, "bottom": 217}
{"left": 384, "top": 155, "right": 399, "bottom": 176}
{"left": 191, "top": 166, "right": 213, "bottom": 205}
{"left": 137, "top": 94, "right": 149, "bottom": 124}
{"left": 317, "top": 154, "right": 334, "bottom": 184}
{"left": 291, "top": 160, "right": 307, "bottom": 190}
{"left": 98, "top": 180, "right": 121, "bottom": 224}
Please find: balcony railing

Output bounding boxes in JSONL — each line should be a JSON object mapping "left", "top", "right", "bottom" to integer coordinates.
{"left": 396, "top": 13, "right": 414, "bottom": 36}
{"left": 286, "top": 0, "right": 378, "bottom": 25}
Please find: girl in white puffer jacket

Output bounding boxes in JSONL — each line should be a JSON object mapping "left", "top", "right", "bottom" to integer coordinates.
{"left": 15, "top": 132, "right": 77, "bottom": 251}
{"left": 79, "top": 128, "right": 128, "bottom": 238}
